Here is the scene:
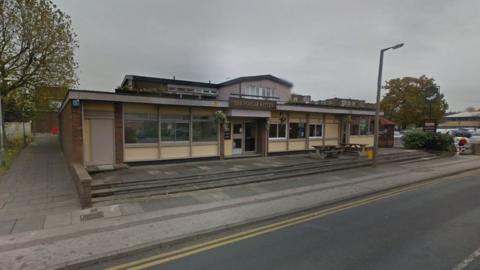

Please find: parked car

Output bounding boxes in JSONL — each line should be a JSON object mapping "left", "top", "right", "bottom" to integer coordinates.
{"left": 394, "top": 131, "right": 403, "bottom": 139}
{"left": 452, "top": 128, "right": 472, "bottom": 138}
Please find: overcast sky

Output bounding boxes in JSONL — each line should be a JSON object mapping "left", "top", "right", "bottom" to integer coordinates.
{"left": 53, "top": 0, "right": 480, "bottom": 111}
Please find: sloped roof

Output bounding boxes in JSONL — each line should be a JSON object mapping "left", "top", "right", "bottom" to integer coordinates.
{"left": 380, "top": 118, "right": 395, "bottom": 125}
{"left": 218, "top": 74, "right": 293, "bottom": 88}
{"left": 445, "top": 111, "right": 480, "bottom": 118}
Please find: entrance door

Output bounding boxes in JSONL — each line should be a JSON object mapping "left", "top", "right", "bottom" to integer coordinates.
{"left": 244, "top": 122, "right": 256, "bottom": 153}
{"left": 232, "top": 122, "right": 243, "bottom": 155}
{"left": 231, "top": 120, "right": 257, "bottom": 155}
{"left": 340, "top": 117, "right": 350, "bottom": 145}
{"left": 90, "top": 118, "right": 115, "bottom": 165}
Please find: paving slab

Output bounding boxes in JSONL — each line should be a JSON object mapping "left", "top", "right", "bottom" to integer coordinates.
{"left": 0, "top": 220, "right": 16, "bottom": 235}
{"left": 11, "top": 216, "right": 45, "bottom": 234}
{"left": 119, "top": 203, "right": 144, "bottom": 216}
{"left": 140, "top": 195, "right": 200, "bottom": 212}
{"left": 44, "top": 212, "right": 72, "bottom": 229}
{"left": 0, "top": 134, "right": 79, "bottom": 236}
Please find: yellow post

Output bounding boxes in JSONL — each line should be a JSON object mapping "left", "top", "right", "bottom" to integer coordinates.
{"left": 367, "top": 148, "right": 374, "bottom": 160}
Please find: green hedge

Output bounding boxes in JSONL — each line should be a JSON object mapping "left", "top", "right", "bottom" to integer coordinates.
{"left": 403, "top": 130, "right": 455, "bottom": 151}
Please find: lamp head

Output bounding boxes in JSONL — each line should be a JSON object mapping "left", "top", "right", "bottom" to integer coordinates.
{"left": 391, "top": 43, "right": 404, "bottom": 49}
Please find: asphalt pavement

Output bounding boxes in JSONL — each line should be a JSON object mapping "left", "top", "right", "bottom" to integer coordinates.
{"left": 101, "top": 170, "right": 480, "bottom": 270}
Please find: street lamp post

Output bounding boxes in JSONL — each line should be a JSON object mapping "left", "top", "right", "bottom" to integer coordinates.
{"left": 373, "top": 43, "right": 404, "bottom": 167}
{"left": 0, "top": 86, "right": 4, "bottom": 165}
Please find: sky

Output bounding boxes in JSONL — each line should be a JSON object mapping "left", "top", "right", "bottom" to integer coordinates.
{"left": 53, "top": 0, "right": 480, "bottom": 111}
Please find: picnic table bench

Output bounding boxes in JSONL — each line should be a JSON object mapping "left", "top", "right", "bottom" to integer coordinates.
{"left": 340, "top": 143, "right": 368, "bottom": 156}
{"left": 312, "top": 145, "right": 343, "bottom": 159}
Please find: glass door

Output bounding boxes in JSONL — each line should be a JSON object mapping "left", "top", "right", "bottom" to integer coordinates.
{"left": 244, "top": 122, "right": 256, "bottom": 153}
{"left": 232, "top": 122, "right": 243, "bottom": 155}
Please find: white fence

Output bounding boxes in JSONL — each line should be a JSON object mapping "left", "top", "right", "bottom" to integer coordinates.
{"left": 5, "top": 122, "right": 32, "bottom": 141}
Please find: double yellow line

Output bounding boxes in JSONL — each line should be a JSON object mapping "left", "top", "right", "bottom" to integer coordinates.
{"left": 107, "top": 177, "right": 446, "bottom": 270}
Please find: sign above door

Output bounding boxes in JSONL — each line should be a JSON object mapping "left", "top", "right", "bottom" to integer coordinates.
{"left": 229, "top": 97, "right": 276, "bottom": 111}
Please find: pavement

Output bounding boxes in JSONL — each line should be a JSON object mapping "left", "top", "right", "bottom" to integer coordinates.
{"left": 0, "top": 134, "right": 80, "bottom": 235}
{"left": 0, "top": 154, "right": 479, "bottom": 269}
{"left": 102, "top": 170, "right": 480, "bottom": 270}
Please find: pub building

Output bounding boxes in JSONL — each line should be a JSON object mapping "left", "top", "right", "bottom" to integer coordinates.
{"left": 59, "top": 74, "right": 377, "bottom": 167}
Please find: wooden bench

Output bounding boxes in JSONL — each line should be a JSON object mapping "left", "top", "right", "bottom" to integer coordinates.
{"left": 312, "top": 145, "right": 343, "bottom": 159}
{"left": 340, "top": 143, "right": 368, "bottom": 156}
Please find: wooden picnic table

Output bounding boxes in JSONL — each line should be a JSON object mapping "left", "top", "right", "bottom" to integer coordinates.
{"left": 312, "top": 145, "right": 343, "bottom": 159}
{"left": 340, "top": 143, "right": 368, "bottom": 154}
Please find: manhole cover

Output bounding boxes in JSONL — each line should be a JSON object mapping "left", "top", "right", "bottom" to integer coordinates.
{"left": 80, "top": 211, "right": 104, "bottom": 222}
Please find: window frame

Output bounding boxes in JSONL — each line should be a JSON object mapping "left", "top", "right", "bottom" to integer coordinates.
{"left": 192, "top": 115, "right": 218, "bottom": 143}
{"left": 289, "top": 122, "right": 306, "bottom": 139}
{"left": 308, "top": 123, "right": 324, "bottom": 138}
{"left": 350, "top": 116, "right": 372, "bottom": 136}
{"left": 269, "top": 123, "right": 287, "bottom": 140}
{"left": 160, "top": 114, "right": 190, "bottom": 143}
{"left": 124, "top": 112, "right": 159, "bottom": 145}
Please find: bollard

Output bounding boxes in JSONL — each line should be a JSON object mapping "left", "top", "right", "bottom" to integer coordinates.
{"left": 367, "top": 148, "right": 374, "bottom": 160}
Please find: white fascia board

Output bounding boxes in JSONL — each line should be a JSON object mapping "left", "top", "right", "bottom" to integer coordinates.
{"left": 65, "top": 91, "right": 229, "bottom": 109}
{"left": 277, "top": 104, "right": 381, "bottom": 116}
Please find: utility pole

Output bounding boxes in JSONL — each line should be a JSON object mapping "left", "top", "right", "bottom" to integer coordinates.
{"left": 373, "top": 43, "right": 404, "bottom": 167}
{"left": 0, "top": 86, "right": 4, "bottom": 165}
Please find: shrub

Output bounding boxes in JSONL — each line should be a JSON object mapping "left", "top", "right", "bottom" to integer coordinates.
{"left": 403, "top": 129, "right": 429, "bottom": 149}
{"left": 424, "top": 132, "right": 455, "bottom": 151}
{"left": 403, "top": 129, "right": 454, "bottom": 151}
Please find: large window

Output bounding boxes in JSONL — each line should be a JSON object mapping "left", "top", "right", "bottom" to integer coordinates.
{"left": 243, "top": 86, "right": 275, "bottom": 99}
{"left": 309, "top": 124, "right": 323, "bottom": 137}
{"left": 124, "top": 112, "right": 158, "bottom": 144}
{"left": 192, "top": 116, "right": 217, "bottom": 142}
{"left": 350, "top": 116, "right": 372, "bottom": 136}
{"left": 160, "top": 114, "right": 190, "bottom": 142}
{"left": 269, "top": 123, "right": 287, "bottom": 139}
{"left": 289, "top": 123, "right": 306, "bottom": 139}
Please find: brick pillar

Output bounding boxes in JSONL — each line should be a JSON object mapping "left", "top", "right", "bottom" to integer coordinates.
{"left": 114, "top": 102, "right": 124, "bottom": 164}
{"left": 71, "top": 101, "right": 83, "bottom": 164}
{"left": 219, "top": 123, "right": 225, "bottom": 159}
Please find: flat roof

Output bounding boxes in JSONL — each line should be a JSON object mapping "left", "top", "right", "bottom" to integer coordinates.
{"left": 120, "top": 74, "right": 293, "bottom": 89}
{"left": 121, "top": 75, "right": 217, "bottom": 89}
{"left": 445, "top": 111, "right": 480, "bottom": 118}
{"left": 60, "top": 89, "right": 379, "bottom": 116}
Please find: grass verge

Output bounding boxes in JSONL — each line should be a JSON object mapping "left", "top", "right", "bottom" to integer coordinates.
{"left": 0, "top": 137, "right": 32, "bottom": 175}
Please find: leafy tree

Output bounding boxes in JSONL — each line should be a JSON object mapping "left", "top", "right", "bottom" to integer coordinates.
{"left": 380, "top": 76, "right": 448, "bottom": 128}
{"left": 3, "top": 87, "right": 33, "bottom": 122}
{"left": 0, "top": 0, "right": 78, "bottom": 97}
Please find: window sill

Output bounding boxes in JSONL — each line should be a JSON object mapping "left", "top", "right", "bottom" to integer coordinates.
{"left": 288, "top": 138, "right": 307, "bottom": 141}
{"left": 269, "top": 138, "right": 287, "bottom": 141}
{"left": 160, "top": 141, "right": 189, "bottom": 147}
{"left": 309, "top": 137, "right": 324, "bottom": 139}
{"left": 192, "top": 141, "right": 218, "bottom": 145}
{"left": 125, "top": 143, "right": 159, "bottom": 148}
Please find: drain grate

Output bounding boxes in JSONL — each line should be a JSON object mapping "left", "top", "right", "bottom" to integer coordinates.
{"left": 80, "top": 211, "right": 104, "bottom": 222}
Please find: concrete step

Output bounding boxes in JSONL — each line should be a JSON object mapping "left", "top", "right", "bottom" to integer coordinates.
{"left": 91, "top": 151, "right": 436, "bottom": 203}
{"left": 91, "top": 151, "right": 433, "bottom": 189}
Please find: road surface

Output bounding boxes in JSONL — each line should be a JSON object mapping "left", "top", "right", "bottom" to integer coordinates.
{"left": 101, "top": 170, "right": 480, "bottom": 270}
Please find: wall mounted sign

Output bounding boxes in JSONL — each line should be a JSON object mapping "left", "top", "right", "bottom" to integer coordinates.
{"left": 224, "top": 122, "right": 231, "bottom": 140}
{"left": 72, "top": 99, "right": 81, "bottom": 108}
{"left": 229, "top": 97, "right": 276, "bottom": 111}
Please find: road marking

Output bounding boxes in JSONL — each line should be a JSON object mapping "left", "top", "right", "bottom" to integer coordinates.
{"left": 107, "top": 177, "right": 452, "bottom": 270}
{"left": 453, "top": 247, "right": 480, "bottom": 270}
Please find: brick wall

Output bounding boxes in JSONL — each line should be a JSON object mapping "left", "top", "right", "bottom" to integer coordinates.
{"left": 59, "top": 100, "right": 83, "bottom": 164}
{"left": 114, "top": 102, "right": 124, "bottom": 163}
